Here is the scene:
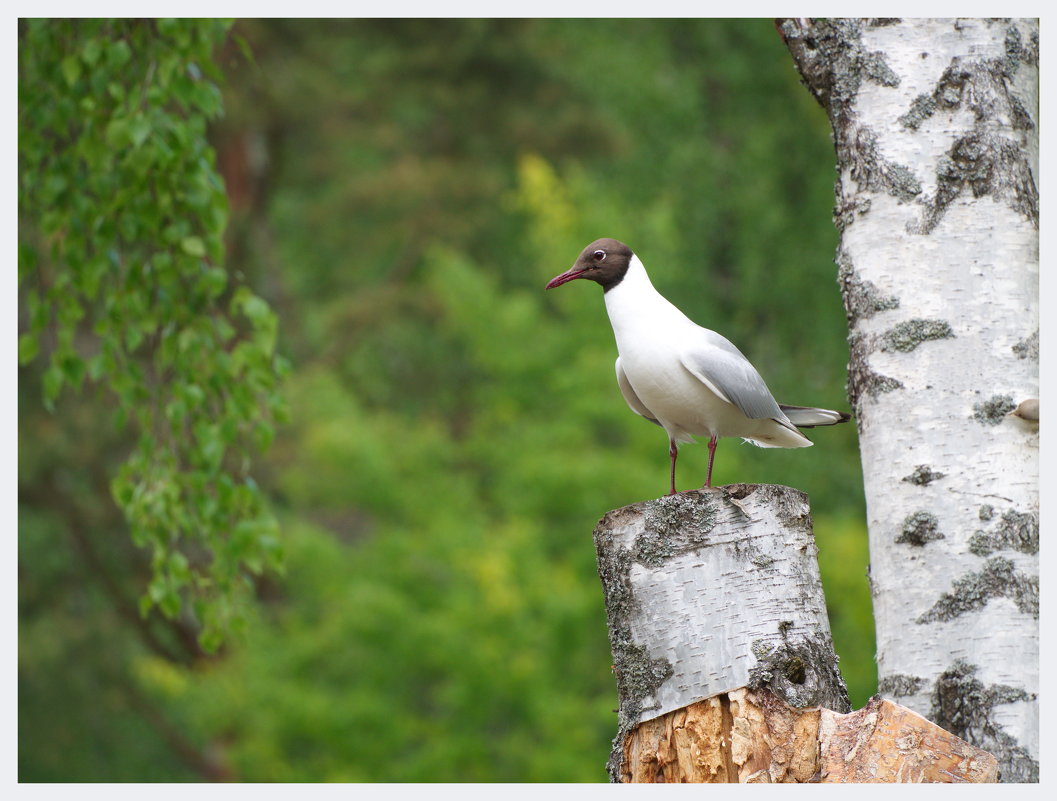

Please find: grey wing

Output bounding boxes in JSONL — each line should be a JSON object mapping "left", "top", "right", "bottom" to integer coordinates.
{"left": 680, "top": 330, "right": 791, "bottom": 423}
{"left": 615, "top": 358, "right": 662, "bottom": 427}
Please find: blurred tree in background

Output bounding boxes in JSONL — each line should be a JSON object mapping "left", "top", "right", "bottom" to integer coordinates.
{"left": 19, "top": 19, "right": 873, "bottom": 781}
{"left": 19, "top": 18, "right": 287, "bottom": 654}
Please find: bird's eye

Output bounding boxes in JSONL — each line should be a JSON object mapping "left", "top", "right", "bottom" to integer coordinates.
{"left": 593, "top": 250, "right": 606, "bottom": 262}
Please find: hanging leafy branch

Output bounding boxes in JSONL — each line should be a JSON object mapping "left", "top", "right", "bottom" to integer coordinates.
{"left": 18, "top": 19, "right": 288, "bottom": 651}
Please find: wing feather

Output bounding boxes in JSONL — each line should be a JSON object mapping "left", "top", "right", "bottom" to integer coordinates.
{"left": 615, "top": 358, "right": 662, "bottom": 427}
{"left": 680, "top": 330, "right": 787, "bottom": 423}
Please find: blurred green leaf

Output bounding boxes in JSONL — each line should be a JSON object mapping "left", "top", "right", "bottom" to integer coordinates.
{"left": 181, "top": 236, "right": 206, "bottom": 257}
{"left": 18, "top": 332, "right": 40, "bottom": 365}
{"left": 61, "top": 55, "right": 81, "bottom": 86}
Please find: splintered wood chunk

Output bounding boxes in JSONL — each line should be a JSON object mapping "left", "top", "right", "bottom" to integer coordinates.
{"left": 818, "top": 696, "right": 999, "bottom": 783}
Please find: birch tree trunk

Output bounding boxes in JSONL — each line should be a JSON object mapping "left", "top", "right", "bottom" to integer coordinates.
{"left": 780, "top": 18, "right": 1039, "bottom": 782}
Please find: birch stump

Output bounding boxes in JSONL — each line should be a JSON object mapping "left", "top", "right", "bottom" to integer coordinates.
{"left": 593, "top": 485, "right": 849, "bottom": 780}
{"left": 594, "top": 485, "right": 999, "bottom": 783}
{"left": 779, "top": 18, "right": 1039, "bottom": 782}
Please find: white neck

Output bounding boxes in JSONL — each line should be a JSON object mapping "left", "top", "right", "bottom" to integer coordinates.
{"left": 603, "top": 254, "right": 691, "bottom": 340}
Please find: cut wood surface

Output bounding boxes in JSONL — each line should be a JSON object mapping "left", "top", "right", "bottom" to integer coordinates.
{"left": 619, "top": 688, "right": 999, "bottom": 783}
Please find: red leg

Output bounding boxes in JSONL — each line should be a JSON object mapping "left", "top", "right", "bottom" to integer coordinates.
{"left": 704, "top": 435, "right": 718, "bottom": 488}
{"left": 668, "top": 437, "right": 678, "bottom": 496}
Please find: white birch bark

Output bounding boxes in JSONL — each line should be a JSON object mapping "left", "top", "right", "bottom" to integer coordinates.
{"left": 781, "top": 18, "right": 1038, "bottom": 782}
{"left": 593, "top": 484, "right": 849, "bottom": 780}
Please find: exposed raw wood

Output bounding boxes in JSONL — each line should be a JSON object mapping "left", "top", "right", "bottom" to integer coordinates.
{"left": 617, "top": 688, "right": 998, "bottom": 783}
{"left": 621, "top": 695, "right": 735, "bottom": 782}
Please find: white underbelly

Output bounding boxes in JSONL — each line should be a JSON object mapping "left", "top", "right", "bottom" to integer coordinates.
{"left": 621, "top": 356, "right": 746, "bottom": 440}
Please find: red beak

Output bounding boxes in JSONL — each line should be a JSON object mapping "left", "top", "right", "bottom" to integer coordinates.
{"left": 545, "top": 268, "right": 587, "bottom": 289}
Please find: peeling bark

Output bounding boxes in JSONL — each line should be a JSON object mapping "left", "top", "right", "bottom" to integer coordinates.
{"left": 780, "top": 18, "right": 1038, "bottom": 782}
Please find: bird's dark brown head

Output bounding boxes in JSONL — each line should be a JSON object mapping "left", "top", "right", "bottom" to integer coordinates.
{"left": 545, "top": 238, "right": 634, "bottom": 293}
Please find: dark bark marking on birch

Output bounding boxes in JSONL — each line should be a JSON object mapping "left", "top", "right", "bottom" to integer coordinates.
{"left": 1004, "top": 23, "right": 1038, "bottom": 71}
{"left": 931, "top": 659, "right": 1039, "bottom": 782}
{"left": 846, "top": 332, "right": 903, "bottom": 422}
{"left": 914, "top": 132, "right": 1039, "bottom": 234}
{"left": 880, "top": 318, "right": 954, "bottom": 353}
{"left": 748, "top": 631, "right": 851, "bottom": 713}
{"left": 917, "top": 557, "right": 1038, "bottom": 623}
{"left": 779, "top": 19, "right": 921, "bottom": 221}
{"left": 777, "top": 18, "right": 896, "bottom": 118}
{"left": 836, "top": 248, "right": 899, "bottom": 325}
{"left": 902, "top": 465, "right": 945, "bottom": 486}
{"left": 968, "top": 509, "right": 1038, "bottom": 556}
{"left": 849, "top": 126, "right": 921, "bottom": 203}
{"left": 860, "top": 50, "right": 899, "bottom": 87}
{"left": 973, "top": 394, "right": 1016, "bottom": 425}
{"left": 899, "top": 36, "right": 1039, "bottom": 234}
{"left": 1012, "top": 329, "right": 1038, "bottom": 360}
{"left": 838, "top": 247, "right": 904, "bottom": 426}
{"left": 833, "top": 185, "right": 871, "bottom": 231}
{"left": 896, "top": 511, "right": 943, "bottom": 546}
{"left": 878, "top": 673, "right": 925, "bottom": 696}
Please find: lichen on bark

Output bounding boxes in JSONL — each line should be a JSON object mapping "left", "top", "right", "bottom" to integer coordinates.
{"left": 880, "top": 319, "right": 954, "bottom": 353}
{"left": 901, "top": 465, "right": 945, "bottom": 486}
{"left": 895, "top": 511, "right": 943, "bottom": 546}
{"left": 1012, "top": 330, "right": 1038, "bottom": 361}
{"left": 635, "top": 492, "right": 720, "bottom": 568}
{"left": 968, "top": 509, "right": 1038, "bottom": 556}
{"left": 973, "top": 394, "right": 1016, "bottom": 426}
{"left": 917, "top": 557, "right": 1038, "bottom": 623}
{"left": 878, "top": 673, "right": 925, "bottom": 697}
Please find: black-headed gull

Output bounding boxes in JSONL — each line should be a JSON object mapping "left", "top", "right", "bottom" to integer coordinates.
{"left": 546, "top": 238, "right": 850, "bottom": 495}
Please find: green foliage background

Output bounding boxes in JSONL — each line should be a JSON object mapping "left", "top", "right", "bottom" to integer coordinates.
{"left": 19, "top": 19, "right": 873, "bottom": 781}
